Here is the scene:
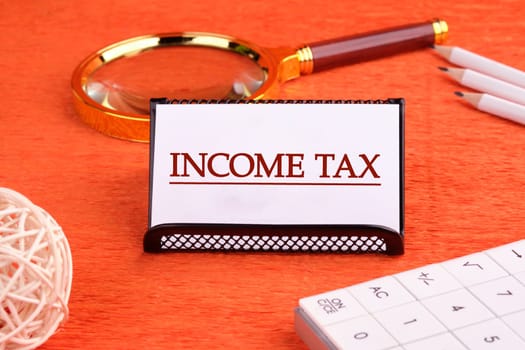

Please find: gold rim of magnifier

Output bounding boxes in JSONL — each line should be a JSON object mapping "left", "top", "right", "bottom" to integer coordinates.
{"left": 71, "top": 33, "right": 283, "bottom": 142}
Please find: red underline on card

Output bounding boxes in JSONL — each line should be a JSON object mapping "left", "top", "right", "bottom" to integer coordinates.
{"left": 169, "top": 181, "right": 382, "bottom": 186}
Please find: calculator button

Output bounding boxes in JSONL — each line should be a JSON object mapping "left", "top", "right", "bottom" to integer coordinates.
{"left": 442, "top": 252, "right": 508, "bottom": 286}
{"left": 348, "top": 276, "right": 415, "bottom": 313}
{"left": 502, "top": 309, "right": 525, "bottom": 339}
{"left": 421, "top": 288, "right": 494, "bottom": 329}
{"left": 403, "top": 332, "right": 467, "bottom": 350}
{"left": 299, "top": 288, "right": 367, "bottom": 326}
{"left": 394, "top": 263, "right": 462, "bottom": 299}
{"left": 469, "top": 276, "right": 525, "bottom": 316}
{"left": 453, "top": 318, "right": 525, "bottom": 349}
{"left": 323, "top": 314, "right": 398, "bottom": 350}
{"left": 485, "top": 239, "right": 525, "bottom": 274}
{"left": 374, "top": 301, "right": 446, "bottom": 343}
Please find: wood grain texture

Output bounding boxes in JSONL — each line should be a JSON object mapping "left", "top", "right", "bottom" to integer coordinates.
{"left": 1, "top": 1, "right": 525, "bottom": 349}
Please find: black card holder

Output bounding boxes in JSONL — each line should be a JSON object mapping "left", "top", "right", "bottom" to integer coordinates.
{"left": 144, "top": 99, "right": 405, "bottom": 255}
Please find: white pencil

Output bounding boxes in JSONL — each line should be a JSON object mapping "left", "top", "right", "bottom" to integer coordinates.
{"left": 439, "top": 67, "right": 525, "bottom": 106}
{"left": 434, "top": 45, "right": 525, "bottom": 89}
{"left": 454, "top": 92, "right": 525, "bottom": 125}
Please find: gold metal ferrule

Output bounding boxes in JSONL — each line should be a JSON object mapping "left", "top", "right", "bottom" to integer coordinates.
{"left": 432, "top": 19, "right": 448, "bottom": 44}
{"left": 296, "top": 46, "right": 314, "bottom": 75}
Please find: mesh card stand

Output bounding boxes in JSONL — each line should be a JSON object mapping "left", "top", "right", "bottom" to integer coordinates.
{"left": 144, "top": 99, "right": 405, "bottom": 255}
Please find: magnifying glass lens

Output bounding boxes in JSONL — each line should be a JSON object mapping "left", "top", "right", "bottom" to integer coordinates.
{"left": 85, "top": 46, "right": 267, "bottom": 114}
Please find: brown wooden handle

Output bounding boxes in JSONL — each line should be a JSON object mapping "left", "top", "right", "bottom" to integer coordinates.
{"left": 308, "top": 20, "right": 445, "bottom": 72}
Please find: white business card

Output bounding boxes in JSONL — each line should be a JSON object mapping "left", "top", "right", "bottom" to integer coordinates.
{"left": 148, "top": 102, "right": 403, "bottom": 235}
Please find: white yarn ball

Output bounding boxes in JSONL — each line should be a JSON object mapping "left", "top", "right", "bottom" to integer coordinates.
{"left": 0, "top": 188, "right": 72, "bottom": 350}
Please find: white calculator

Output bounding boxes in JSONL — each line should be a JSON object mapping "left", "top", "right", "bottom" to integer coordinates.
{"left": 295, "top": 239, "right": 525, "bottom": 349}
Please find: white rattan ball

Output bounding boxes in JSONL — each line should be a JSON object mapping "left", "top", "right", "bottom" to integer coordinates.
{"left": 0, "top": 188, "right": 72, "bottom": 350}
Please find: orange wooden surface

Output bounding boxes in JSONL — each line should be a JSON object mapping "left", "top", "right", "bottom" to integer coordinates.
{"left": 1, "top": 1, "right": 525, "bottom": 349}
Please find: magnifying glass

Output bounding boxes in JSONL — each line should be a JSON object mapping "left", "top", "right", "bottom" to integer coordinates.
{"left": 71, "top": 19, "right": 448, "bottom": 142}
